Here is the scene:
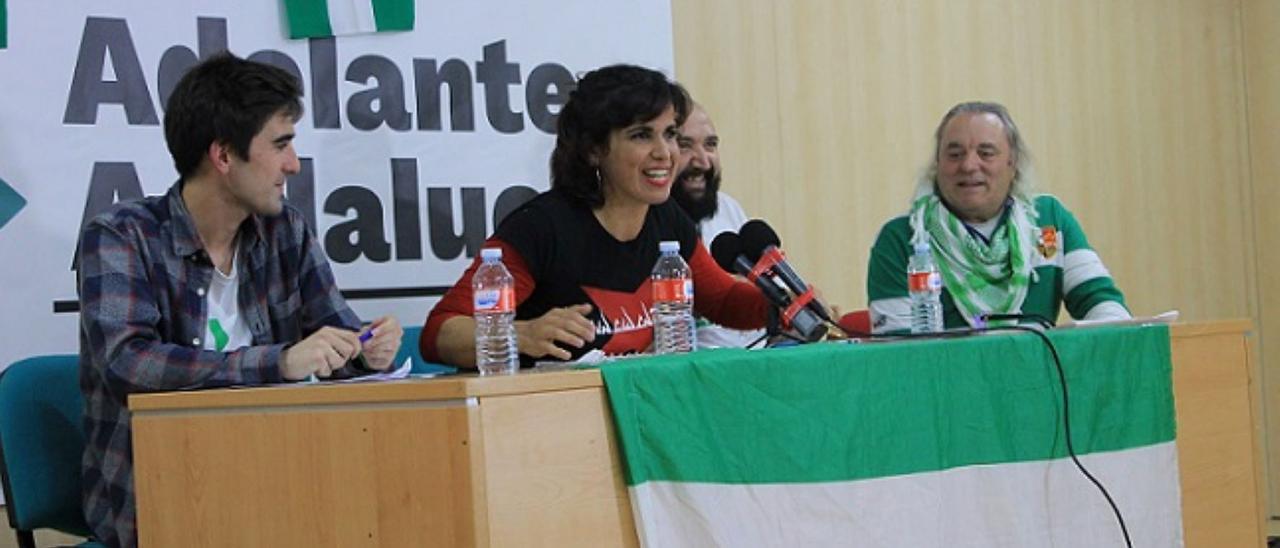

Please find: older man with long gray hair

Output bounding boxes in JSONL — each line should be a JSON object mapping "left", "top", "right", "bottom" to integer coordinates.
{"left": 866, "top": 101, "right": 1129, "bottom": 332}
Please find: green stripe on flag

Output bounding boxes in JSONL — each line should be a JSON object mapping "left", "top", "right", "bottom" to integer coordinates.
{"left": 371, "top": 0, "right": 413, "bottom": 32}
{"left": 282, "top": 0, "right": 412, "bottom": 38}
{"left": 1, "top": 0, "right": 8, "bottom": 49}
{"left": 283, "top": 0, "right": 334, "bottom": 39}
{"left": 602, "top": 324, "right": 1174, "bottom": 486}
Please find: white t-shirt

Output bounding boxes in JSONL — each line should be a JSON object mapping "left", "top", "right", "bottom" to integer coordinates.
{"left": 697, "top": 192, "right": 750, "bottom": 247}
{"left": 203, "top": 248, "right": 254, "bottom": 352}
{"left": 695, "top": 192, "right": 767, "bottom": 349}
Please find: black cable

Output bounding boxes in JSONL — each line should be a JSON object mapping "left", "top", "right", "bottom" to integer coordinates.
{"left": 982, "top": 312, "right": 1056, "bottom": 329}
{"left": 819, "top": 315, "right": 1133, "bottom": 547}
{"left": 759, "top": 330, "right": 809, "bottom": 347}
{"left": 821, "top": 312, "right": 1054, "bottom": 339}
{"left": 823, "top": 317, "right": 978, "bottom": 341}
{"left": 979, "top": 323, "right": 1134, "bottom": 548}
{"left": 825, "top": 319, "right": 872, "bottom": 339}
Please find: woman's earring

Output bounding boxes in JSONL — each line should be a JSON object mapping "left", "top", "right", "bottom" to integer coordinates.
{"left": 594, "top": 167, "right": 602, "bottom": 189}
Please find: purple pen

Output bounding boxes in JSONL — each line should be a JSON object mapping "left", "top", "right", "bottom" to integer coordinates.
{"left": 358, "top": 329, "right": 375, "bottom": 344}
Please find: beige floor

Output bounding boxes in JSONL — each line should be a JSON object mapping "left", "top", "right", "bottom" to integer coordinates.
{"left": 0, "top": 510, "right": 88, "bottom": 548}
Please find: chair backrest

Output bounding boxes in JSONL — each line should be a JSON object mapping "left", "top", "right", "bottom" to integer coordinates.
{"left": 0, "top": 355, "right": 92, "bottom": 538}
{"left": 396, "top": 326, "right": 456, "bottom": 375}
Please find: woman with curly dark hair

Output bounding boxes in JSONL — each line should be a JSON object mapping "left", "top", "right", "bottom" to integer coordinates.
{"left": 422, "top": 64, "right": 767, "bottom": 368}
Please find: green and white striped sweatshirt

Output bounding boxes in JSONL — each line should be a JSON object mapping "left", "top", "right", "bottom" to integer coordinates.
{"left": 867, "top": 195, "right": 1127, "bottom": 332}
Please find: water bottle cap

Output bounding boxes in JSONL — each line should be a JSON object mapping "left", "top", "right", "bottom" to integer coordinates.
{"left": 480, "top": 247, "right": 503, "bottom": 260}
{"left": 913, "top": 242, "right": 931, "bottom": 254}
{"left": 659, "top": 241, "right": 680, "bottom": 253}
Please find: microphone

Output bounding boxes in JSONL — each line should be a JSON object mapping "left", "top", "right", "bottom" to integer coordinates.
{"left": 738, "top": 220, "right": 834, "bottom": 324}
{"left": 709, "top": 231, "right": 747, "bottom": 273}
{"left": 711, "top": 233, "right": 788, "bottom": 304}
{"left": 710, "top": 232, "right": 827, "bottom": 342}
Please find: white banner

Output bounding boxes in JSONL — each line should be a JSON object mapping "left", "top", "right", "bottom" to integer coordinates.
{"left": 0, "top": 1, "right": 675, "bottom": 368}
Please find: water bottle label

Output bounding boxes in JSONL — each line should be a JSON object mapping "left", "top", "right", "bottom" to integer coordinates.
{"left": 908, "top": 272, "right": 942, "bottom": 292}
{"left": 474, "top": 287, "right": 515, "bottom": 313}
{"left": 653, "top": 278, "right": 692, "bottom": 303}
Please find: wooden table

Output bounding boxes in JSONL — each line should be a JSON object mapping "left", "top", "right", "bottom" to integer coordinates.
{"left": 1167, "top": 320, "right": 1264, "bottom": 547}
{"left": 130, "top": 320, "right": 1261, "bottom": 547}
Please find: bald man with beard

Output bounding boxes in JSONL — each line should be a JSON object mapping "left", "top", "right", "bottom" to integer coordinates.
{"left": 673, "top": 104, "right": 765, "bottom": 348}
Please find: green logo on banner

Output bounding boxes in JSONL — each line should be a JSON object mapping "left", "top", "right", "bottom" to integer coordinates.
{"left": 0, "top": 177, "right": 26, "bottom": 231}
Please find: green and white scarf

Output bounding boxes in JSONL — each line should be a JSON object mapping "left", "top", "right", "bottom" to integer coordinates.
{"left": 908, "top": 193, "right": 1038, "bottom": 326}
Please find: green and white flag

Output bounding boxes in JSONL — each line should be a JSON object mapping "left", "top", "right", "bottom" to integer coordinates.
{"left": 602, "top": 325, "right": 1182, "bottom": 547}
{"left": 282, "top": 0, "right": 413, "bottom": 39}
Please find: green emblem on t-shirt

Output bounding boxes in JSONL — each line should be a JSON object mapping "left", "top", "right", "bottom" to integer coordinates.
{"left": 208, "top": 319, "right": 229, "bottom": 351}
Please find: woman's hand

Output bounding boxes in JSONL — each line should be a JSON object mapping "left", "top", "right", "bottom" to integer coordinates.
{"left": 825, "top": 303, "right": 848, "bottom": 340}
{"left": 515, "top": 304, "right": 595, "bottom": 360}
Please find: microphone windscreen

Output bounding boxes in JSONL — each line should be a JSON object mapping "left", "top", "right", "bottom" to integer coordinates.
{"left": 739, "top": 219, "right": 782, "bottom": 261}
{"left": 710, "top": 232, "right": 744, "bottom": 273}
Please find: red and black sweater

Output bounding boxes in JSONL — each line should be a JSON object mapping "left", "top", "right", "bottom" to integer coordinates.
{"left": 422, "top": 189, "right": 767, "bottom": 366}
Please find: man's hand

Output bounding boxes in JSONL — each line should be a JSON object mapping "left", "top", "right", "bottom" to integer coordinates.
{"left": 514, "top": 304, "right": 595, "bottom": 360}
{"left": 280, "top": 326, "right": 364, "bottom": 380}
{"left": 358, "top": 316, "right": 403, "bottom": 371}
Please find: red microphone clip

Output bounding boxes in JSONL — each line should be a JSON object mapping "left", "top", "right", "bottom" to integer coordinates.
{"left": 748, "top": 247, "right": 787, "bottom": 283}
{"left": 781, "top": 285, "right": 817, "bottom": 328}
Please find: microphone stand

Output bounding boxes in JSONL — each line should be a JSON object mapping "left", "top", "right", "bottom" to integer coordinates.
{"left": 747, "top": 307, "right": 782, "bottom": 349}
{"left": 750, "top": 306, "right": 808, "bottom": 348}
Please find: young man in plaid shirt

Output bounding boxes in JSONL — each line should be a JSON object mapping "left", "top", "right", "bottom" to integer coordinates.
{"left": 76, "top": 52, "right": 403, "bottom": 547}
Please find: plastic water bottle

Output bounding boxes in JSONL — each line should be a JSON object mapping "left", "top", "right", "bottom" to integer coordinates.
{"left": 651, "top": 241, "right": 696, "bottom": 354}
{"left": 473, "top": 247, "right": 518, "bottom": 374}
{"left": 908, "top": 242, "right": 944, "bottom": 334}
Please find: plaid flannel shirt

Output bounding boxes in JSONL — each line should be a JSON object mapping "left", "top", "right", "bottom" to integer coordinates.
{"left": 77, "top": 182, "right": 359, "bottom": 547}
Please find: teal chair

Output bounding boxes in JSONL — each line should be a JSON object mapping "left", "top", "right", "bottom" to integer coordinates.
{"left": 0, "top": 355, "right": 102, "bottom": 548}
{"left": 397, "top": 326, "right": 456, "bottom": 375}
